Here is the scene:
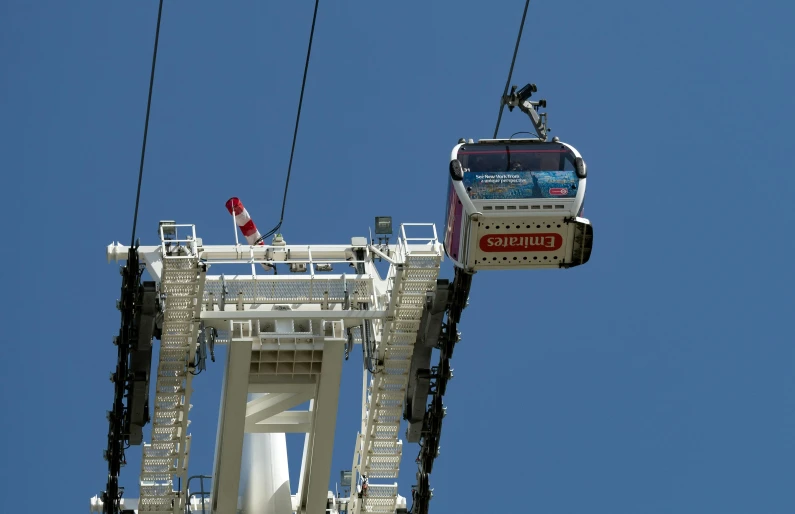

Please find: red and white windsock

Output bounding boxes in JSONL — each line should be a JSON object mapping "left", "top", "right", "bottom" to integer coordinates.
{"left": 225, "top": 197, "right": 264, "bottom": 245}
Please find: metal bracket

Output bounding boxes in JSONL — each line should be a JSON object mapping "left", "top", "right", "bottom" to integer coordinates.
{"left": 501, "top": 83, "right": 548, "bottom": 140}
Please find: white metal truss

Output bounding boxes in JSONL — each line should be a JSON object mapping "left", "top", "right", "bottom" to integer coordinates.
{"left": 139, "top": 226, "right": 205, "bottom": 513}
{"left": 98, "top": 223, "right": 443, "bottom": 514}
{"left": 350, "top": 226, "right": 443, "bottom": 514}
{"left": 209, "top": 316, "right": 348, "bottom": 514}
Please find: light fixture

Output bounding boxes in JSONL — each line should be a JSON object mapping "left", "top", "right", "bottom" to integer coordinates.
{"left": 374, "top": 216, "right": 392, "bottom": 235}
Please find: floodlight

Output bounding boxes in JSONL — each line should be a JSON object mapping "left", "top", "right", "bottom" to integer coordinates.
{"left": 340, "top": 470, "right": 352, "bottom": 488}
{"left": 375, "top": 216, "right": 392, "bottom": 235}
{"left": 289, "top": 262, "right": 308, "bottom": 273}
{"left": 159, "top": 220, "right": 177, "bottom": 240}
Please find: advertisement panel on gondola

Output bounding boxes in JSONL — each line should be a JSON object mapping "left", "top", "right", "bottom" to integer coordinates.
{"left": 462, "top": 170, "right": 577, "bottom": 200}
{"left": 479, "top": 233, "right": 563, "bottom": 252}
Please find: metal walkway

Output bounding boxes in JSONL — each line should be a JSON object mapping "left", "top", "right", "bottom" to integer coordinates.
{"left": 139, "top": 229, "right": 206, "bottom": 513}
{"left": 351, "top": 228, "right": 443, "bottom": 514}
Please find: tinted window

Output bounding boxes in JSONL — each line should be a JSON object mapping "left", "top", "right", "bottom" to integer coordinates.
{"left": 457, "top": 143, "right": 575, "bottom": 172}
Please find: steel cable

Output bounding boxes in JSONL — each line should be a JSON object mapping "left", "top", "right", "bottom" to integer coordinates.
{"left": 130, "top": 0, "right": 165, "bottom": 247}
{"left": 493, "top": 0, "right": 531, "bottom": 139}
{"left": 262, "top": 0, "right": 320, "bottom": 240}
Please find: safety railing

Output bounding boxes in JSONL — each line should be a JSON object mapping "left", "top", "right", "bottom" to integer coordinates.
{"left": 202, "top": 274, "right": 374, "bottom": 306}
{"left": 393, "top": 223, "right": 440, "bottom": 263}
{"left": 185, "top": 475, "right": 211, "bottom": 514}
{"left": 203, "top": 245, "right": 371, "bottom": 278}
{"left": 159, "top": 222, "right": 200, "bottom": 259}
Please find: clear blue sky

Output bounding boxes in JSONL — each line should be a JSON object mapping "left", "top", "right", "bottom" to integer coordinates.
{"left": 2, "top": 1, "right": 794, "bottom": 512}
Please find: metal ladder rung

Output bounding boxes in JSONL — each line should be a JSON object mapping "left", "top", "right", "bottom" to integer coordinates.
{"left": 352, "top": 237, "right": 442, "bottom": 508}
{"left": 139, "top": 253, "right": 201, "bottom": 511}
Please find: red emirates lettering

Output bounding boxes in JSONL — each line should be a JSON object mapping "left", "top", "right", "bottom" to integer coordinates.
{"left": 479, "top": 233, "right": 563, "bottom": 252}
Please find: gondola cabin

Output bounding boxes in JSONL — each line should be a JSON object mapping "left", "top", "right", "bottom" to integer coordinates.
{"left": 444, "top": 138, "right": 593, "bottom": 271}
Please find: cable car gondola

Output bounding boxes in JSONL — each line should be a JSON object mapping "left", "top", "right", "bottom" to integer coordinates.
{"left": 444, "top": 84, "right": 594, "bottom": 271}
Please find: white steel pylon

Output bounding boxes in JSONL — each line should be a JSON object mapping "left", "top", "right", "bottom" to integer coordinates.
{"left": 98, "top": 222, "right": 443, "bottom": 514}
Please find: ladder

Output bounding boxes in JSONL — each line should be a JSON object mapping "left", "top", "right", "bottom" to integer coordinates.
{"left": 353, "top": 235, "right": 442, "bottom": 514}
{"left": 138, "top": 244, "right": 205, "bottom": 513}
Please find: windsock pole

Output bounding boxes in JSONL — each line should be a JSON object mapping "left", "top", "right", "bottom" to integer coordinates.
{"left": 225, "top": 197, "right": 264, "bottom": 246}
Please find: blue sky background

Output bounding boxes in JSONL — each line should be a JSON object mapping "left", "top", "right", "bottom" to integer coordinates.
{"left": 2, "top": 1, "right": 795, "bottom": 512}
